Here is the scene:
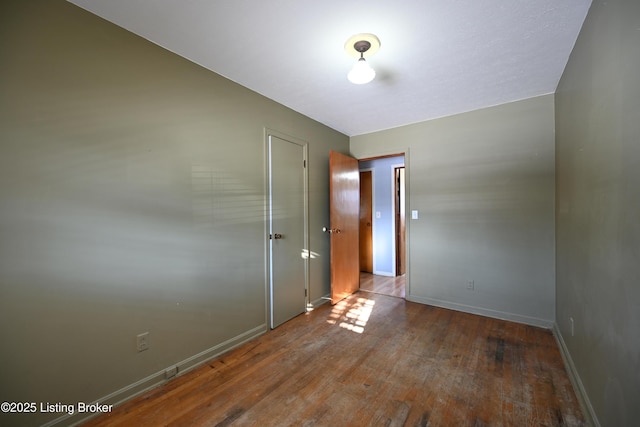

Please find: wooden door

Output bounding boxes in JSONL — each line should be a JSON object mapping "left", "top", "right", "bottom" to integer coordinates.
{"left": 329, "top": 151, "right": 360, "bottom": 304}
{"left": 269, "top": 135, "right": 307, "bottom": 328}
{"left": 395, "top": 167, "right": 406, "bottom": 276}
{"left": 359, "top": 171, "right": 373, "bottom": 273}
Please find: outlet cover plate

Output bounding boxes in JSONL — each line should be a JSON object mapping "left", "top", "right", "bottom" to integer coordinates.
{"left": 136, "top": 332, "right": 150, "bottom": 352}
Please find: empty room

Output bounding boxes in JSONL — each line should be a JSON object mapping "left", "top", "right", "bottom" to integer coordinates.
{"left": 0, "top": 1, "right": 638, "bottom": 426}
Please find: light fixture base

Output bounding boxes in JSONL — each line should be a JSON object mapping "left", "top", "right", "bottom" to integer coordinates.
{"left": 353, "top": 40, "right": 371, "bottom": 54}
{"left": 344, "top": 33, "right": 380, "bottom": 58}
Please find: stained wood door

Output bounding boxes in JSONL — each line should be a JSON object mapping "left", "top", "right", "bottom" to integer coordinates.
{"left": 269, "top": 135, "right": 307, "bottom": 328}
{"left": 395, "top": 167, "right": 406, "bottom": 276}
{"left": 359, "top": 171, "right": 373, "bottom": 273}
{"left": 329, "top": 151, "right": 360, "bottom": 304}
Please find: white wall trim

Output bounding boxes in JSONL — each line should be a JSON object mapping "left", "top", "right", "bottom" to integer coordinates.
{"left": 407, "top": 295, "right": 553, "bottom": 329}
{"left": 552, "top": 323, "right": 600, "bottom": 427}
{"left": 44, "top": 324, "right": 267, "bottom": 427}
{"left": 372, "top": 270, "right": 394, "bottom": 277}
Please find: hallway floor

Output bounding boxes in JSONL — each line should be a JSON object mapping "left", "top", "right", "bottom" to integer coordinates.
{"left": 359, "top": 272, "right": 405, "bottom": 298}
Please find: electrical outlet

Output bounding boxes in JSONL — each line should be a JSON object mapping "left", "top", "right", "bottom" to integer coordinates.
{"left": 570, "top": 318, "right": 574, "bottom": 337}
{"left": 165, "top": 365, "right": 178, "bottom": 379}
{"left": 136, "top": 332, "right": 150, "bottom": 352}
{"left": 467, "top": 280, "right": 475, "bottom": 290}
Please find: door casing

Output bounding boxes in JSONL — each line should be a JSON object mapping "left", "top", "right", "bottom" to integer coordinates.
{"left": 359, "top": 169, "right": 373, "bottom": 273}
{"left": 388, "top": 161, "right": 405, "bottom": 276}
{"left": 394, "top": 166, "right": 406, "bottom": 276}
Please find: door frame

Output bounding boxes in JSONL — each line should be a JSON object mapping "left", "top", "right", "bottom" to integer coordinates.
{"left": 354, "top": 149, "right": 410, "bottom": 298}
{"left": 394, "top": 166, "right": 406, "bottom": 276}
{"left": 264, "top": 128, "right": 310, "bottom": 329}
{"left": 389, "top": 161, "right": 404, "bottom": 277}
{"left": 359, "top": 168, "right": 374, "bottom": 274}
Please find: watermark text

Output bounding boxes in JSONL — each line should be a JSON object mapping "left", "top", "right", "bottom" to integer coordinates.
{"left": 1, "top": 401, "right": 113, "bottom": 415}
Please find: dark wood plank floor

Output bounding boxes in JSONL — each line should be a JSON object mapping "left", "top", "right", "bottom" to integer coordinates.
{"left": 359, "top": 272, "right": 405, "bottom": 298}
{"left": 83, "top": 293, "right": 586, "bottom": 427}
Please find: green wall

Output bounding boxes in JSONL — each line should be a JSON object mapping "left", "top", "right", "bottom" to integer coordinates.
{"left": 351, "top": 94, "right": 556, "bottom": 327}
{"left": 4, "top": 0, "right": 638, "bottom": 425}
{"left": 0, "top": 1, "right": 348, "bottom": 426}
{"left": 555, "top": 0, "right": 640, "bottom": 425}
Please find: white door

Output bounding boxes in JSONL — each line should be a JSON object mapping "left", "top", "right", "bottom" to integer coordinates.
{"left": 268, "top": 134, "right": 307, "bottom": 328}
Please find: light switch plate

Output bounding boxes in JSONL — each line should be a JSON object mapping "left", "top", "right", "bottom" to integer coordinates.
{"left": 411, "top": 210, "right": 418, "bottom": 219}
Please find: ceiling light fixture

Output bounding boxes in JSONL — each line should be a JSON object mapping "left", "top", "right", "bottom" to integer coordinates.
{"left": 345, "top": 33, "right": 380, "bottom": 85}
{"left": 348, "top": 41, "right": 375, "bottom": 84}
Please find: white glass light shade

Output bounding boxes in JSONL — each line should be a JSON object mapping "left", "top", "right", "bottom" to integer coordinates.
{"left": 348, "top": 57, "right": 375, "bottom": 84}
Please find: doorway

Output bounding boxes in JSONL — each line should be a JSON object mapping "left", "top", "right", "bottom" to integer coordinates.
{"left": 358, "top": 155, "right": 406, "bottom": 298}
{"left": 395, "top": 166, "right": 406, "bottom": 276}
{"left": 359, "top": 170, "right": 373, "bottom": 273}
{"left": 267, "top": 132, "right": 308, "bottom": 328}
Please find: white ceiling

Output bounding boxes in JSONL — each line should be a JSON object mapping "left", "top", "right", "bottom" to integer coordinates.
{"left": 68, "top": 0, "right": 592, "bottom": 137}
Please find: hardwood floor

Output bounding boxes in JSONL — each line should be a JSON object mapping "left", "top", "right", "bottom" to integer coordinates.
{"left": 83, "top": 293, "right": 586, "bottom": 427}
{"left": 359, "top": 272, "right": 405, "bottom": 298}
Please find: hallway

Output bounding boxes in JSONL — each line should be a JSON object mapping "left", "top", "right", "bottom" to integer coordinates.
{"left": 359, "top": 272, "right": 405, "bottom": 298}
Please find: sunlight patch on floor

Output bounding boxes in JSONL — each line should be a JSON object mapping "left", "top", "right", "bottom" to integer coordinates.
{"left": 327, "top": 297, "right": 376, "bottom": 334}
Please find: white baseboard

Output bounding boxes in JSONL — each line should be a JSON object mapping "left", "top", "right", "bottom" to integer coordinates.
{"left": 43, "top": 324, "right": 267, "bottom": 427}
{"left": 552, "top": 323, "right": 600, "bottom": 427}
{"left": 373, "top": 270, "right": 394, "bottom": 277}
{"left": 406, "top": 295, "right": 554, "bottom": 329}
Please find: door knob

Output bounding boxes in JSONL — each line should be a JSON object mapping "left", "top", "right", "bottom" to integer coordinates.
{"left": 322, "top": 227, "right": 341, "bottom": 234}
{"left": 270, "top": 233, "right": 283, "bottom": 239}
